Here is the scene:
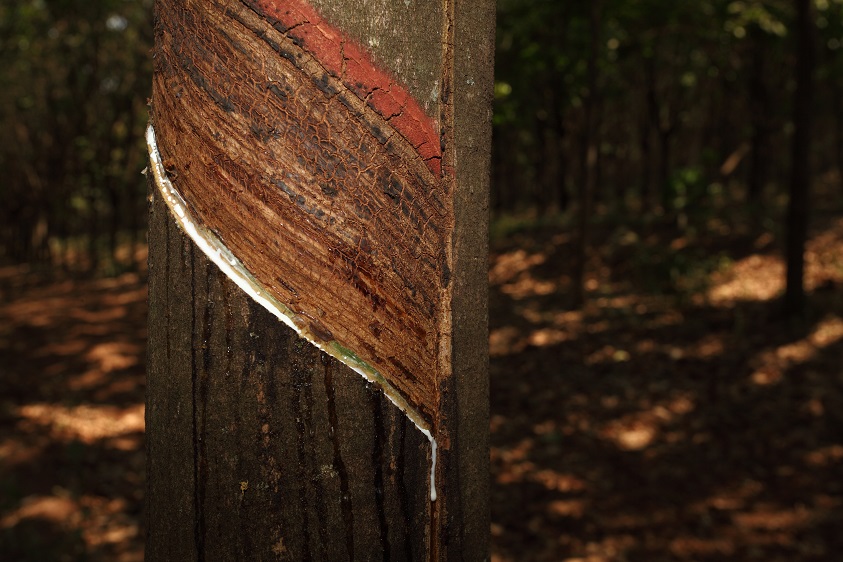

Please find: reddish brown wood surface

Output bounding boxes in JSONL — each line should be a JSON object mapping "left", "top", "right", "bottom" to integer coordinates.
{"left": 152, "top": 0, "right": 451, "bottom": 425}
{"left": 243, "top": 0, "right": 443, "bottom": 174}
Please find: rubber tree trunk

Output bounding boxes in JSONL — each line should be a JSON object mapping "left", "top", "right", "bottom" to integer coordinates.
{"left": 145, "top": 0, "right": 494, "bottom": 560}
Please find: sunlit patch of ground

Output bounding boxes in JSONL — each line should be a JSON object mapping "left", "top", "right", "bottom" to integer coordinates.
{"left": 490, "top": 211, "right": 843, "bottom": 561}
{"left": 708, "top": 216, "right": 843, "bottom": 304}
{"left": 1, "top": 208, "right": 842, "bottom": 560}
{"left": 0, "top": 269, "right": 146, "bottom": 562}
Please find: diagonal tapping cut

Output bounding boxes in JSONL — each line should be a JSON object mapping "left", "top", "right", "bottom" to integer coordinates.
{"left": 242, "top": 0, "right": 443, "bottom": 175}
{"left": 146, "top": 124, "right": 439, "bottom": 500}
{"left": 150, "top": 0, "right": 453, "bottom": 501}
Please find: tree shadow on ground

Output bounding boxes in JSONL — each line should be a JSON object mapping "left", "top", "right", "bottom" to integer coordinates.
{"left": 2, "top": 210, "right": 841, "bottom": 561}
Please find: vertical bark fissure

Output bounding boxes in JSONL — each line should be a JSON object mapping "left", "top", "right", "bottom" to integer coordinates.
{"left": 237, "top": 303, "right": 252, "bottom": 556}
{"left": 255, "top": 296, "right": 296, "bottom": 558}
{"left": 200, "top": 263, "right": 216, "bottom": 555}
{"left": 396, "top": 416, "right": 413, "bottom": 562}
{"left": 290, "top": 340, "right": 313, "bottom": 562}
{"left": 311, "top": 352, "right": 331, "bottom": 560}
{"left": 201, "top": 267, "right": 215, "bottom": 375}
{"left": 190, "top": 242, "right": 208, "bottom": 561}
{"left": 323, "top": 355, "right": 355, "bottom": 560}
{"left": 301, "top": 352, "right": 330, "bottom": 562}
{"left": 164, "top": 198, "right": 172, "bottom": 399}
{"left": 371, "top": 391, "right": 391, "bottom": 560}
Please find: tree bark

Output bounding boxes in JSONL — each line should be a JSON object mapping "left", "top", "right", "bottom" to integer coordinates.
{"left": 146, "top": 0, "right": 493, "bottom": 560}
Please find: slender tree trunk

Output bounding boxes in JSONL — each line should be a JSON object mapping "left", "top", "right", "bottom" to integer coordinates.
{"left": 146, "top": 0, "right": 493, "bottom": 560}
{"left": 833, "top": 80, "right": 843, "bottom": 194}
{"left": 107, "top": 181, "right": 120, "bottom": 269}
{"left": 553, "top": 113, "right": 570, "bottom": 212}
{"left": 534, "top": 115, "right": 552, "bottom": 214}
{"left": 645, "top": 57, "right": 661, "bottom": 210}
{"left": 87, "top": 191, "right": 99, "bottom": 274}
{"left": 644, "top": 55, "right": 676, "bottom": 213}
{"left": 657, "top": 125, "right": 674, "bottom": 212}
{"left": 785, "top": 0, "right": 815, "bottom": 317}
{"left": 573, "top": 0, "right": 601, "bottom": 308}
{"left": 639, "top": 106, "right": 653, "bottom": 211}
{"left": 748, "top": 29, "right": 771, "bottom": 204}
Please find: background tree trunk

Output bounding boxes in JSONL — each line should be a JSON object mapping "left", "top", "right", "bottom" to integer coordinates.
{"left": 573, "top": 0, "right": 602, "bottom": 308}
{"left": 145, "top": 0, "right": 494, "bottom": 560}
{"left": 785, "top": 0, "right": 815, "bottom": 318}
{"left": 747, "top": 27, "right": 771, "bottom": 205}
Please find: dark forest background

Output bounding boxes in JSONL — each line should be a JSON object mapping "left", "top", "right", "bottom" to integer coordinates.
{"left": 0, "top": 0, "right": 152, "bottom": 274}
{"left": 2, "top": 1, "right": 843, "bottom": 560}
{"left": 2, "top": 0, "right": 842, "bottom": 290}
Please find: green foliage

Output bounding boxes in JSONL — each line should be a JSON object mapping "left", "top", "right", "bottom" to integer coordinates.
{"left": 490, "top": 212, "right": 572, "bottom": 244}
{"left": 492, "top": 0, "right": 843, "bottom": 217}
{"left": 0, "top": 0, "right": 153, "bottom": 272}
{"left": 666, "top": 167, "right": 706, "bottom": 213}
{"left": 726, "top": 1, "right": 789, "bottom": 37}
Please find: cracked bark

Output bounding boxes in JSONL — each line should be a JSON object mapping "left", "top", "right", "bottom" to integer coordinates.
{"left": 145, "top": 0, "right": 494, "bottom": 560}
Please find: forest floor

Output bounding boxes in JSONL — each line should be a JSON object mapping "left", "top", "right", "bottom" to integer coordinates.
{"left": 1, "top": 201, "right": 842, "bottom": 561}
{"left": 0, "top": 263, "right": 147, "bottom": 562}
{"left": 489, "top": 200, "right": 843, "bottom": 561}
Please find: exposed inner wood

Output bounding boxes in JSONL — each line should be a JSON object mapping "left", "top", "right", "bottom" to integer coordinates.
{"left": 152, "top": 0, "right": 452, "bottom": 426}
{"left": 243, "top": 0, "right": 444, "bottom": 176}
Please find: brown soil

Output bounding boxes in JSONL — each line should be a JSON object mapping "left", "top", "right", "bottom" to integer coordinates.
{"left": 1, "top": 211, "right": 842, "bottom": 561}
{"left": 0, "top": 267, "right": 146, "bottom": 562}
{"left": 489, "top": 212, "right": 843, "bottom": 561}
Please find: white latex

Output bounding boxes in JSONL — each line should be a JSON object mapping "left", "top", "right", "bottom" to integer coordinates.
{"left": 146, "top": 123, "right": 437, "bottom": 501}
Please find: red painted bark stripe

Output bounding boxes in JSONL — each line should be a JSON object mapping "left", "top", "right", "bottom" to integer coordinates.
{"left": 298, "top": 23, "right": 345, "bottom": 73}
{"left": 248, "top": 0, "right": 442, "bottom": 176}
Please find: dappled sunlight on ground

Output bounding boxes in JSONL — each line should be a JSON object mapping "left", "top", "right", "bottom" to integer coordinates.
{"left": 14, "top": 403, "right": 144, "bottom": 445}
{"left": 708, "top": 253, "right": 785, "bottom": 302}
{"left": 1, "top": 209, "right": 841, "bottom": 560}
{"left": 749, "top": 316, "right": 843, "bottom": 386}
{"left": 0, "top": 269, "right": 146, "bottom": 562}
{"left": 490, "top": 212, "right": 843, "bottom": 561}
{"left": 708, "top": 217, "right": 843, "bottom": 304}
